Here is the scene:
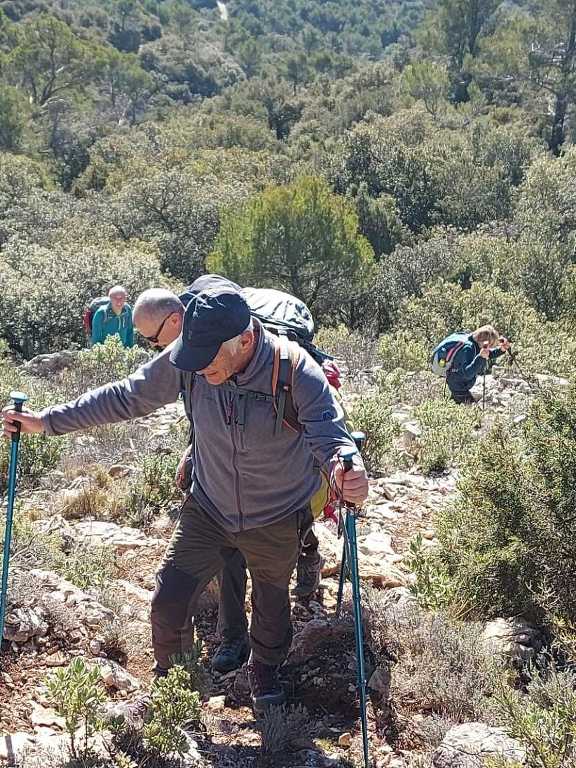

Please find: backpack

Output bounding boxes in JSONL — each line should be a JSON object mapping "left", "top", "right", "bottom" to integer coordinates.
{"left": 181, "top": 277, "right": 334, "bottom": 431}
{"left": 431, "top": 332, "right": 470, "bottom": 377}
{"left": 82, "top": 297, "right": 109, "bottom": 336}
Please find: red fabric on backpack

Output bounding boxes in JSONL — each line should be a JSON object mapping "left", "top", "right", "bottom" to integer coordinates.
{"left": 322, "top": 360, "right": 342, "bottom": 390}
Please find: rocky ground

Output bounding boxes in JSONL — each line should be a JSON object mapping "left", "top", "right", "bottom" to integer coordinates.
{"left": 0, "top": 367, "right": 554, "bottom": 768}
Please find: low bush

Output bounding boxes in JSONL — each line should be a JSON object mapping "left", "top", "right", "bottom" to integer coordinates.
{"left": 0, "top": 347, "right": 67, "bottom": 491}
{"left": 314, "top": 324, "right": 379, "bottom": 378}
{"left": 434, "top": 381, "right": 576, "bottom": 631}
{"left": 54, "top": 541, "right": 116, "bottom": 591}
{"left": 56, "top": 336, "right": 151, "bottom": 399}
{"left": 0, "top": 238, "right": 164, "bottom": 358}
{"left": 492, "top": 667, "right": 576, "bottom": 768}
{"left": 123, "top": 451, "right": 184, "bottom": 529}
{"left": 349, "top": 392, "right": 399, "bottom": 474}
{"left": 364, "top": 590, "right": 500, "bottom": 746}
{"left": 45, "top": 657, "right": 107, "bottom": 761}
{"left": 143, "top": 666, "right": 201, "bottom": 757}
{"left": 412, "top": 397, "right": 480, "bottom": 474}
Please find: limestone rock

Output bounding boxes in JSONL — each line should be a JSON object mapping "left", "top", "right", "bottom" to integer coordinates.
{"left": 23, "top": 350, "right": 75, "bottom": 378}
{"left": 90, "top": 658, "right": 141, "bottom": 692}
{"left": 0, "top": 732, "right": 35, "bottom": 763}
{"left": 71, "top": 520, "right": 164, "bottom": 552}
{"left": 433, "top": 722, "right": 525, "bottom": 768}
{"left": 3, "top": 606, "right": 49, "bottom": 642}
{"left": 482, "top": 617, "right": 543, "bottom": 664}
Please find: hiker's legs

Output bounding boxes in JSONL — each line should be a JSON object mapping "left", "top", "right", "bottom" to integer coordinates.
{"left": 447, "top": 382, "right": 476, "bottom": 405}
{"left": 294, "top": 523, "right": 323, "bottom": 598}
{"left": 217, "top": 548, "right": 249, "bottom": 641}
{"left": 151, "top": 499, "right": 226, "bottom": 673}
{"left": 238, "top": 510, "right": 305, "bottom": 666}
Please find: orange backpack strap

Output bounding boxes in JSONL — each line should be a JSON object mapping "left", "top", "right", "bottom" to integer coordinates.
{"left": 271, "top": 333, "right": 301, "bottom": 434}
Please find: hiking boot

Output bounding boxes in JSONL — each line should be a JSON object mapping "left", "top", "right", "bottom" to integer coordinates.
{"left": 293, "top": 551, "right": 324, "bottom": 599}
{"left": 212, "top": 634, "right": 250, "bottom": 674}
{"left": 247, "top": 658, "right": 286, "bottom": 715}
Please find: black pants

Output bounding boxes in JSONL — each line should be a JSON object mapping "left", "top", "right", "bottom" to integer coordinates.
{"left": 217, "top": 527, "right": 320, "bottom": 641}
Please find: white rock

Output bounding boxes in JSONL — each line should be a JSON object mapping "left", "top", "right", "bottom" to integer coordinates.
{"left": 4, "top": 607, "right": 49, "bottom": 642}
{"left": 0, "top": 732, "right": 35, "bottom": 762}
{"left": 482, "top": 617, "right": 543, "bottom": 664}
{"left": 358, "top": 531, "right": 395, "bottom": 558}
{"left": 433, "top": 722, "right": 525, "bottom": 768}
{"left": 71, "top": 520, "right": 164, "bottom": 551}
{"left": 89, "top": 658, "right": 141, "bottom": 692}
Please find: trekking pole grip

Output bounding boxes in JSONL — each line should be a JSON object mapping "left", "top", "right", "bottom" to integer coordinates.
{"left": 10, "top": 391, "right": 27, "bottom": 443}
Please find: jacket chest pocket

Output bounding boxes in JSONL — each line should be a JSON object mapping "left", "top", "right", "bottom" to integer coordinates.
{"left": 238, "top": 395, "right": 294, "bottom": 450}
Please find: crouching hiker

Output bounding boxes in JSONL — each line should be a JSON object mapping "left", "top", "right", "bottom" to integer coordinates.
{"left": 2, "top": 284, "right": 368, "bottom": 714}
{"left": 431, "top": 325, "right": 511, "bottom": 404}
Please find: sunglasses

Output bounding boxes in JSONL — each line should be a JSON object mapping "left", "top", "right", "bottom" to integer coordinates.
{"left": 140, "top": 314, "right": 171, "bottom": 344}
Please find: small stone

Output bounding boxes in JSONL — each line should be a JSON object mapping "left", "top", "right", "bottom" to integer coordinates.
{"left": 30, "top": 703, "right": 66, "bottom": 729}
{"left": 207, "top": 695, "right": 226, "bottom": 711}
{"left": 108, "top": 464, "right": 137, "bottom": 478}
{"left": 338, "top": 732, "right": 352, "bottom": 748}
{"left": 89, "top": 639, "right": 102, "bottom": 656}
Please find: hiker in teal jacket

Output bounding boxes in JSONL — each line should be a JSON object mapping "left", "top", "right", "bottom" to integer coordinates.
{"left": 91, "top": 286, "right": 134, "bottom": 348}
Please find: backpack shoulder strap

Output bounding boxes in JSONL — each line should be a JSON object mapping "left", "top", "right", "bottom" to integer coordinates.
{"left": 271, "top": 333, "right": 301, "bottom": 435}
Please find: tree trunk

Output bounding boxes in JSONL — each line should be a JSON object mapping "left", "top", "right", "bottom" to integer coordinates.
{"left": 549, "top": 0, "right": 576, "bottom": 156}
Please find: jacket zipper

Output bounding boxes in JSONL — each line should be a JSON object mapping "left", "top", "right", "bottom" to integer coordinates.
{"left": 228, "top": 390, "right": 244, "bottom": 532}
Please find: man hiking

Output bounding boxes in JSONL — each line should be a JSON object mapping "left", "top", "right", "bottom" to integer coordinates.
{"left": 433, "top": 325, "right": 511, "bottom": 404}
{"left": 91, "top": 285, "right": 134, "bottom": 348}
{"left": 3, "top": 282, "right": 368, "bottom": 714}
{"left": 133, "top": 285, "right": 326, "bottom": 674}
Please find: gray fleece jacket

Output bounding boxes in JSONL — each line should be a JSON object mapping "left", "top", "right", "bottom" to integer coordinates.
{"left": 41, "top": 323, "right": 357, "bottom": 532}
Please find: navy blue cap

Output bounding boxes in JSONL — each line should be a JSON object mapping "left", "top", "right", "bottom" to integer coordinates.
{"left": 178, "top": 274, "right": 241, "bottom": 309}
{"left": 170, "top": 287, "right": 251, "bottom": 372}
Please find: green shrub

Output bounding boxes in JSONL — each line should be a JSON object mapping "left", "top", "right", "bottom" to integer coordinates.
{"left": 143, "top": 666, "right": 201, "bottom": 757}
{"left": 56, "top": 336, "right": 151, "bottom": 398}
{"left": 45, "top": 657, "right": 107, "bottom": 760}
{"left": 435, "top": 383, "right": 576, "bottom": 626}
{"left": 54, "top": 541, "right": 116, "bottom": 591}
{"left": 350, "top": 392, "right": 399, "bottom": 474}
{"left": 413, "top": 397, "right": 480, "bottom": 474}
{"left": 378, "top": 329, "right": 429, "bottom": 373}
{"left": 405, "top": 534, "right": 455, "bottom": 613}
{"left": 0, "top": 349, "right": 67, "bottom": 491}
{"left": 434, "top": 424, "right": 539, "bottom": 620}
{"left": 314, "top": 324, "right": 379, "bottom": 377}
{"left": 0, "top": 238, "right": 164, "bottom": 357}
{"left": 123, "top": 451, "right": 183, "bottom": 529}
{"left": 492, "top": 667, "right": 576, "bottom": 768}
{"left": 364, "top": 590, "right": 500, "bottom": 729}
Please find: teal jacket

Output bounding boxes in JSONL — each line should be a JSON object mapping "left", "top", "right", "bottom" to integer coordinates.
{"left": 91, "top": 302, "right": 134, "bottom": 348}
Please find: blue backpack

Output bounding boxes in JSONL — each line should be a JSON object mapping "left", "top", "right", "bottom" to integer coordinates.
{"left": 431, "top": 332, "right": 470, "bottom": 377}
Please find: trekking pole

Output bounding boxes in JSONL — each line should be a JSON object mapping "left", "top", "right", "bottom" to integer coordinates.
{"left": 482, "top": 342, "right": 489, "bottom": 411}
{"left": 336, "top": 431, "right": 371, "bottom": 768}
{"left": 507, "top": 349, "right": 541, "bottom": 391}
{"left": 0, "top": 392, "right": 27, "bottom": 651}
